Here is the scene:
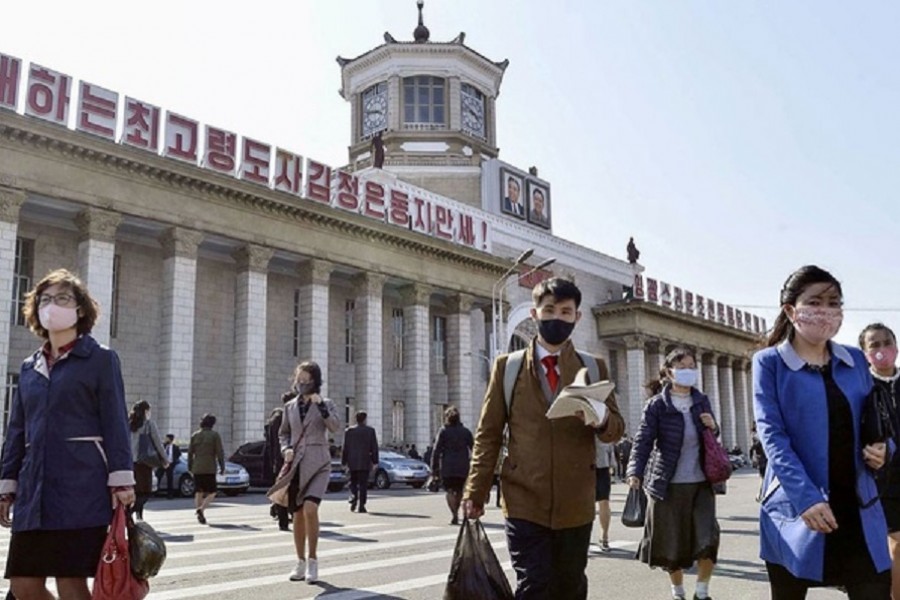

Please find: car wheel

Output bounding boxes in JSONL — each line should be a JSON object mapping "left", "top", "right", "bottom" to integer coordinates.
{"left": 179, "top": 474, "right": 195, "bottom": 497}
{"left": 411, "top": 482, "right": 425, "bottom": 489}
{"left": 375, "top": 470, "right": 391, "bottom": 490}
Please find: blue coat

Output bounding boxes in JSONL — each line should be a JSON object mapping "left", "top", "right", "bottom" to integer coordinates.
{"left": 627, "top": 386, "right": 716, "bottom": 501}
{"left": 753, "top": 340, "right": 891, "bottom": 581}
{"left": 0, "top": 335, "right": 134, "bottom": 532}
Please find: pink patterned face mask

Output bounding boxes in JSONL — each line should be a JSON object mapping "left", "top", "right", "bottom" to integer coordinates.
{"left": 791, "top": 307, "right": 843, "bottom": 345}
{"left": 867, "top": 346, "right": 898, "bottom": 371}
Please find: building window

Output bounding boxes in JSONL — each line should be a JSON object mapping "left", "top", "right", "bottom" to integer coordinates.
{"left": 292, "top": 289, "right": 301, "bottom": 357}
{"left": 109, "top": 254, "right": 121, "bottom": 338}
{"left": 392, "top": 400, "right": 405, "bottom": 443}
{"left": 361, "top": 82, "right": 388, "bottom": 139}
{"left": 402, "top": 76, "right": 446, "bottom": 130}
{"left": 344, "top": 300, "right": 355, "bottom": 363}
{"left": 345, "top": 397, "right": 355, "bottom": 427}
{"left": 392, "top": 308, "right": 404, "bottom": 369}
{"left": 608, "top": 349, "right": 619, "bottom": 391}
{"left": 10, "top": 237, "right": 34, "bottom": 326}
{"left": 460, "top": 83, "right": 486, "bottom": 139}
{"left": 432, "top": 316, "right": 447, "bottom": 374}
{"left": 3, "top": 373, "right": 18, "bottom": 440}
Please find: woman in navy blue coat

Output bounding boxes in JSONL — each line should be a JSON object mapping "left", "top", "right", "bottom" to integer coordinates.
{"left": 0, "top": 269, "right": 135, "bottom": 600}
{"left": 627, "top": 348, "right": 720, "bottom": 600}
{"left": 754, "top": 265, "right": 890, "bottom": 599}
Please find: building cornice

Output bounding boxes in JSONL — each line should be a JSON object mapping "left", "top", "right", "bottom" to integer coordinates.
{"left": 593, "top": 300, "right": 761, "bottom": 343}
{"left": 0, "top": 114, "right": 508, "bottom": 278}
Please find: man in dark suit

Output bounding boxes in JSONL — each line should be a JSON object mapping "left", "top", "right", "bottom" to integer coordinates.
{"left": 162, "top": 434, "right": 181, "bottom": 499}
{"left": 341, "top": 411, "right": 379, "bottom": 513}
{"left": 501, "top": 176, "right": 525, "bottom": 218}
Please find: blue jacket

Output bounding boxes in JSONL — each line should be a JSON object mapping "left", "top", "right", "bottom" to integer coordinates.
{"left": 0, "top": 336, "right": 134, "bottom": 532}
{"left": 753, "top": 341, "right": 890, "bottom": 581}
{"left": 627, "top": 385, "right": 716, "bottom": 501}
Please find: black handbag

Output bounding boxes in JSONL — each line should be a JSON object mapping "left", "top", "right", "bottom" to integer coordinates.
{"left": 861, "top": 384, "right": 895, "bottom": 447}
{"left": 621, "top": 487, "right": 647, "bottom": 528}
{"left": 127, "top": 514, "right": 167, "bottom": 580}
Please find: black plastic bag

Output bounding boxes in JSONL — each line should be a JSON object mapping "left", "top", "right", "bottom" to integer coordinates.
{"left": 621, "top": 487, "right": 647, "bottom": 528}
{"left": 128, "top": 516, "right": 167, "bottom": 580}
{"left": 444, "top": 518, "right": 513, "bottom": 600}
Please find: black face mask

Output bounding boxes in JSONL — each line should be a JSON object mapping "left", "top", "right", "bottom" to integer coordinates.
{"left": 297, "top": 382, "right": 316, "bottom": 396}
{"left": 537, "top": 318, "right": 575, "bottom": 346}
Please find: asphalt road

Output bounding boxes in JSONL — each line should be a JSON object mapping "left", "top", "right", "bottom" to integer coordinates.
{"left": 0, "top": 470, "right": 852, "bottom": 599}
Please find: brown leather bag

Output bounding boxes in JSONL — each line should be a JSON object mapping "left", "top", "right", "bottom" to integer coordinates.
{"left": 91, "top": 505, "right": 149, "bottom": 600}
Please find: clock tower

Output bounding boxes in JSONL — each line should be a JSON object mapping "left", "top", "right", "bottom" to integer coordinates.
{"left": 337, "top": 1, "right": 508, "bottom": 208}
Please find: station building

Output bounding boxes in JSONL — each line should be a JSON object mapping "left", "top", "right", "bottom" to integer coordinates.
{"left": 0, "top": 7, "right": 764, "bottom": 454}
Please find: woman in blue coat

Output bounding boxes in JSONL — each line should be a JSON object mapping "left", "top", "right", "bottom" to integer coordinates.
{"left": 754, "top": 265, "right": 890, "bottom": 599}
{"left": 0, "top": 269, "right": 135, "bottom": 600}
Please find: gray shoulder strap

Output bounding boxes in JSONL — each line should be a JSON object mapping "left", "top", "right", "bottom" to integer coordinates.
{"left": 503, "top": 349, "right": 527, "bottom": 415}
{"left": 575, "top": 350, "right": 601, "bottom": 384}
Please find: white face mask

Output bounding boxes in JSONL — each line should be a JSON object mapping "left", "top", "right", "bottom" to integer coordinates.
{"left": 671, "top": 368, "right": 699, "bottom": 388}
{"left": 38, "top": 304, "right": 78, "bottom": 332}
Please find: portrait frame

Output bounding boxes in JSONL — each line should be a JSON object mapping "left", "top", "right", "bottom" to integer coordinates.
{"left": 525, "top": 180, "right": 551, "bottom": 229}
{"left": 499, "top": 168, "right": 525, "bottom": 219}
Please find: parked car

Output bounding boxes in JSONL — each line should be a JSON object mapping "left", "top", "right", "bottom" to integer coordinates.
{"left": 228, "top": 440, "right": 349, "bottom": 492}
{"left": 368, "top": 450, "right": 431, "bottom": 490}
{"left": 154, "top": 453, "right": 251, "bottom": 497}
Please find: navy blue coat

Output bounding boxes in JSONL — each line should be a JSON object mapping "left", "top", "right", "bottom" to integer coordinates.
{"left": 0, "top": 336, "right": 134, "bottom": 532}
{"left": 626, "top": 385, "right": 716, "bottom": 501}
{"left": 432, "top": 423, "right": 474, "bottom": 479}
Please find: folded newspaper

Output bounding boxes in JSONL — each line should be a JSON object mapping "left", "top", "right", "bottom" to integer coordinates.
{"left": 545, "top": 367, "right": 615, "bottom": 427}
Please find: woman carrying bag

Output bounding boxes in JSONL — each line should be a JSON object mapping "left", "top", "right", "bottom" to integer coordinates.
{"left": 129, "top": 400, "right": 168, "bottom": 521}
{"left": 627, "top": 347, "right": 721, "bottom": 600}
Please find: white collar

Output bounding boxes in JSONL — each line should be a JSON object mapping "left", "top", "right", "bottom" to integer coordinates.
{"left": 871, "top": 368, "right": 900, "bottom": 383}
{"left": 534, "top": 342, "right": 558, "bottom": 362}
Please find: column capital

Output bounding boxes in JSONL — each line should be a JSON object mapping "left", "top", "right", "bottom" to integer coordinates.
{"left": 298, "top": 259, "right": 333, "bottom": 286}
{"left": 233, "top": 244, "right": 274, "bottom": 272}
{"left": 159, "top": 227, "right": 204, "bottom": 259}
{"left": 623, "top": 335, "right": 645, "bottom": 350}
{"left": 449, "top": 293, "right": 474, "bottom": 314}
{"left": 400, "top": 283, "right": 432, "bottom": 307}
{"left": 0, "top": 186, "right": 26, "bottom": 223}
{"left": 701, "top": 350, "right": 719, "bottom": 365}
{"left": 732, "top": 356, "right": 750, "bottom": 371}
{"left": 75, "top": 207, "right": 122, "bottom": 243}
{"left": 354, "top": 271, "right": 386, "bottom": 296}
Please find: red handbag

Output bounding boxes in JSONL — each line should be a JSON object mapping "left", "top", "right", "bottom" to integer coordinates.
{"left": 91, "top": 505, "right": 149, "bottom": 600}
{"left": 701, "top": 428, "right": 733, "bottom": 485}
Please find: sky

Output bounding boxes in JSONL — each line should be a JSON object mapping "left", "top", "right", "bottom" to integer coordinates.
{"left": 3, "top": 0, "right": 899, "bottom": 347}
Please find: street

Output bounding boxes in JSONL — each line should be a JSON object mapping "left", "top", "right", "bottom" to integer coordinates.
{"left": 0, "top": 470, "right": 850, "bottom": 599}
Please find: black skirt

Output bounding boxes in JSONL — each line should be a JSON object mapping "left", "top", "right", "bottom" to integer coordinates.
{"left": 5, "top": 526, "right": 107, "bottom": 578}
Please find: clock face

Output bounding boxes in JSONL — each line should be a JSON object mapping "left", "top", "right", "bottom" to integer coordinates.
{"left": 362, "top": 93, "right": 387, "bottom": 137}
{"left": 462, "top": 94, "right": 485, "bottom": 136}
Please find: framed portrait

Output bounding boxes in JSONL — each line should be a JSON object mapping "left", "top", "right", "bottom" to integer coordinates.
{"left": 526, "top": 180, "right": 551, "bottom": 229}
{"left": 499, "top": 168, "right": 526, "bottom": 219}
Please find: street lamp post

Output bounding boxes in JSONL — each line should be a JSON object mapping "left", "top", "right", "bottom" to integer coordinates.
{"left": 490, "top": 252, "right": 557, "bottom": 362}
{"left": 496, "top": 257, "right": 556, "bottom": 356}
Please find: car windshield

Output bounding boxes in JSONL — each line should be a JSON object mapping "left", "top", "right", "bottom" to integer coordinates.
{"left": 381, "top": 451, "right": 407, "bottom": 461}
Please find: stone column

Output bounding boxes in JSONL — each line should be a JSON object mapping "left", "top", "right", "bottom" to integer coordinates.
{"left": 401, "top": 284, "right": 432, "bottom": 449}
{"left": 732, "top": 358, "right": 751, "bottom": 453}
{"left": 157, "top": 227, "right": 204, "bottom": 440}
{"left": 297, "top": 259, "right": 332, "bottom": 396}
{"left": 354, "top": 272, "right": 386, "bottom": 439}
{"left": 702, "top": 352, "right": 722, "bottom": 426}
{"left": 623, "top": 335, "right": 646, "bottom": 433}
{"left": 717, "top": 357, "right": 736, "bottom": 447}
{"left": 647, "top": 339, "right": 663, "bottom": 381}
{"left": 692, "top": 347, "right": 705, "bottom": 394}
{"left": 75, "top": 208, "right": 121, "bottom": 346}
{"left": 448, "top": 294, "right": 474, "bottom": 429}
{"left": 0, "top": 188, "right": 25, "bottom": 411}
{"left": 231, "top": 244, "right": 274, "bottom": 447}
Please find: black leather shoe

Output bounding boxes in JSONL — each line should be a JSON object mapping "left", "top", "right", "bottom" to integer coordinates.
{"left": 358, "top": 507, "right": 368, "bottom": 513}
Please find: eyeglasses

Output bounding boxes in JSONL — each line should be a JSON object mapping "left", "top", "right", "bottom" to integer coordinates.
{"left": 37, "top": 293, "right": 77, "bottom": 308}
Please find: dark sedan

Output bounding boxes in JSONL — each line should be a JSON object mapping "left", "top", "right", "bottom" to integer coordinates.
{"left": 229, "top": 440, "right": 349, "bottom": 492}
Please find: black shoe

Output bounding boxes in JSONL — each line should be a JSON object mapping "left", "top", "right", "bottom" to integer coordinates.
{"left": 692, "top": 596, "right": 711, "bottom": 600}
{"left": 358, "top": 507, "right": 368, "bottom": 513}
{"left": 196, "top": 509, "right": 206, "bottom": 525}
{"left": 450, "top": 516, "right": 459, "bottom": 525}
{"left": 350, "top": 504, "right": 357, "bottom": 512}
{"left": 279, "top": 524, "right": 290, "bottom": 531}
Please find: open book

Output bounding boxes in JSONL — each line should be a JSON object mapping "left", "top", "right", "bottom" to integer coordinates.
{"left": 545, "top": 367, "right": 615, "bottom": 428}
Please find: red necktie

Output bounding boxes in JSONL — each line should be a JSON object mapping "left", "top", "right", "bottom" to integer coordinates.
{"left": 542, "top": 355, "right": 559, "bottom": 393}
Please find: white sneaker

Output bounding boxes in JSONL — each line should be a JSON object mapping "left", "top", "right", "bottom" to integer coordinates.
{"left": 306, "top": 558, "right": 318, "bottom": 583}
{"left": 289, "top": 559, "right": 306, "bottom": 581}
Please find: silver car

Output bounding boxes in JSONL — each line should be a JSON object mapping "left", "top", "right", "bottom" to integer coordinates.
{"left": 368, "top": 450, "right": 431, "bottom": 489}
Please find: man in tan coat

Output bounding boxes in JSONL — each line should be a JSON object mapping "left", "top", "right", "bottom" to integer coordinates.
{"left": 463, "top": 277, "right": 625, "bottom": 600}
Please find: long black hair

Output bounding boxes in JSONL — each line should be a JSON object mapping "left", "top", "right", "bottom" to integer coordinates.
{"left": 765, "top": 265, "right": 842, "bottom": 348}
{"left": 128, "top": 400, "right": 150, "bottom": 432}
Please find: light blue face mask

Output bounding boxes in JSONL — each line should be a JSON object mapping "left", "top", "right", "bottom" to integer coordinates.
{"left": 671, "top": 368, "right": 699, "bottom": 388}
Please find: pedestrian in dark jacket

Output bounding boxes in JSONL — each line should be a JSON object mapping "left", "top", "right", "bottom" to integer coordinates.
{"left": 265, "top": 392, "right": 294, "bottom": 530}
{"left": 0, "top": 269, "right": 135, "bottom": 600}
{"left": 627, "top": 347, "right": 721, "bottom": 600}
{"left": 341, "top": 411, "right": 379, "bottom": 513}
{"left": 189, "top": 413, "right": 225, "bottom": 525}
{"left": 431, "top": 406, "right": 474, "bottom": 525}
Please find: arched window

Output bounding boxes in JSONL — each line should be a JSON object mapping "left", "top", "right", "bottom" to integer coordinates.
{"left": 402, "top": 76, "right": 446, "bottom": 130}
